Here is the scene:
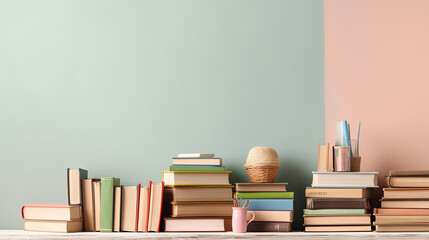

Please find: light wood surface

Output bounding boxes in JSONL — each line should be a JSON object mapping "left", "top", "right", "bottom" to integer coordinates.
{"left": 1, "top": 230, "right": 429, "bottom": 239}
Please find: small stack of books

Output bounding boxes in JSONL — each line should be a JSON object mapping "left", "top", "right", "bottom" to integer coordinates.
{"left": 235, "top": 183, "right": 293, "bottom": 232}
{"left": 22, "top": 204, "right": 83, "bottom": 233}
{"left": 162, "top": 153, "right": 233, "bottom": 232}
{"left": 374, "top": 170, "right": 429, "bottom": 232}
{"left": 304, "top": 171, "right": 378, "bottom": 232}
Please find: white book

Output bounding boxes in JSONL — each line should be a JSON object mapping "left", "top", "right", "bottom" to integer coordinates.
{"left": 312, "top": 172, "right": 378, "bottom": 188}
{"left": 177, "top": 153, "right": 215, "bottom": 158}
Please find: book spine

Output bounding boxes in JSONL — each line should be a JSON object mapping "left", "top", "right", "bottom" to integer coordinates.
{"left": 307, "top": 199, "right": 368, "bottom": 209}
{"left": 247, "top": 222, "right": 291, "bottom": 232}
{"left": 236, "top": 192, "right": 294, "bottom": 199}
{"left": 100, "top": 178, "right": 120, "bottom": 232}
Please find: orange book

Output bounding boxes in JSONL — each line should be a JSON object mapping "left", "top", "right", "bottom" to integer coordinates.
{"left": 374, "top": 208, "right": 429, "bottom": 215}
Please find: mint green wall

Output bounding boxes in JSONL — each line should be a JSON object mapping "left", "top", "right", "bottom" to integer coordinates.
{"left": 0, "top": 0, "right": 324, "bottom": 229}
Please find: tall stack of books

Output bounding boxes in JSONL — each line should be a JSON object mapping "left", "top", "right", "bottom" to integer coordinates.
{"left": 374, "top": 170, "right": 429, "bottom": 232}
{"left": 304, "top": 171, "right": 378, "bottom": 232}
{"left": 235, "top": 183, "right": 293, "bottom": 232}
{"left": 162, "top": 153, "right": 233, "bottom": 232}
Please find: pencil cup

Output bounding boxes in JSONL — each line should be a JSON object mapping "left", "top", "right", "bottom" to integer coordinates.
{"left": 334, "top": 146, "right": 351, "bottom": 171}
{"left": 232, "top": 207, "right": 255, "bottom": 233}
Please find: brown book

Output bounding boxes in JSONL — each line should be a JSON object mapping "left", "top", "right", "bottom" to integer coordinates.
{"left": 374, "top": 208, "right": 429, "bottom": 215}
{"left": 304, "top": 215, "right": 371, "bottom": 226}
{"left": 306, "top": 188, "right": 372, "bottom": 198}
{"left": 24, "top": 219, "right": 83, "bottom": 233}
{"left": 235, "top": 183, "right": 288, "bottom": 192}
{"left": 306, "top": 198, "right": 370, "bottom": 209}
{"left": 380, "top": 199, "right": 429, "bottom": 208}
{"left": 305, "top": 225, "right": 372, "bottom": 232}
{"left": 383, "top": 188, "right": 429, "bottom": 199}
{"left": 388, "top": 177, "right": 429, "bottom": 188}
{"left": 113, "top": 186, "right": 121, "bottom": 232}
{"left": 167, "top": 202, "right": 233, "bottom": 217}
{"left": 374, "top": 215, "right": 429, "bottom": 224}
{"left": 247, "top": 211, "right": 293, "bottom": 222}
{"left": 163, "top": 217, "right": 230, "bottom": 232}
{"left": 82, "top": 179, "right": 99, "bottom": 231}
{"left": 376, "top": 224, "right": 429, "bottom": 232}
{"left": 389, "top": 170, "right": 429, "bottom": 176}
{"left": 67, "top": 168, "right": 88, "bottom": 205}
{"left": 247, "top": 222, "right": 291, "bottom": 232}
{"left": 164, "top": 186, "right": 233, "bottom": 202}
{"left": 92, "top": 179, "right": 101, "bottom": 231}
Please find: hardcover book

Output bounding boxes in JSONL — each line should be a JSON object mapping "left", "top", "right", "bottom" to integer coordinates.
{"left": 169, "top": 165, "right": 225, "bottom": 171}
{"left": 162, "top": 171, "right": 231, "bottom": 186}
{"left": 383, "top": 188, "right": 429, "bottom": 199}
{"left": 22, "top": 204, "right": 82, "bottom": 221}
{"left": 100, "top": 177, "right": 120, "bottom": 232}
{"left": 247, "top": 211, "right": 293, "bottom": 222}
{"left": 82, "top": 179, "right": 99, "bottom": 232}
{"left": 303, "top": 214, "right": 371, "bottom": 225}
{"left": 306, "top": 225, "right": 372, "bottom": 232}
{"left": 374, "top": 215, "right": 429, "bottom": 224}
{"left": 24, "top": 219, "right": 83, "bottom": 233}
{"left": 311, "top": 172, "right": 378, "bottom": 188}
{"left": 374, "top": 208, "right": 429, "bottom": 215}
{"left": 172, "top": 158, "right": 222, "bottom": 166}
{"left": 121, "top": 184, "right": 142, "bottom": 232}
{"left": 240, "top": 199, "right": 293, "bottom": 211}
{"left": 376, "top": 225, "right": 429, "bottom": 232}
{"left": 67, "top": 168, "right": 88, "bottom": 205}
{"left": 305, "top": 187, "right": 372, "bottom": 198}
{"left": 303, "top": 209, "right": 367, "bottom": 215}
{"left": 163, "top": 217, "right": 231, "bottom": 232}
{"left": 247, "top": 222, "right": 291, "bottom": 232}
{"left": 167, "top": 202, "right": 233, "bottom": 217}
{"left": 236, "top": 192, "right": 294, "bottom": 199}
{"left": 177, "top": 153, "right": 215, "bottom": 158}
{"left": 306, "top": 198, "right": 370, "bottom": 209}
{"left": 164, "top": 186, "right": 233, "bottom": 202}
{"left": 388, "top": 176, "right": 429, "bottom": 188}
{"left": 380, "top": 199, "right": 429, "bottom": 208}
{"left": 235, "top": 183, "right": 288, "bottom": 192}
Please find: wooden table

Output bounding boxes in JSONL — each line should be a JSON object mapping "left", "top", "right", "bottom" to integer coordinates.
{"left": 2, "top": 230, "right": 429, "bottom": 239}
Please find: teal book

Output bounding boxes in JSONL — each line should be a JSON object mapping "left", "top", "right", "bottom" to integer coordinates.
{"left": 240, "top": 199, "right": 293, "bottom": 211}
{"left": 100, "top": 177, "right": 120, "bottom": 232}
{"left": 169, "top": 165, "right": 225, "bottom": 171}
{"left": 303, "top": 209, "right": 367, "bottom": 215}
{"left": 236, "top": 192, "right": 294, "bottom": 199}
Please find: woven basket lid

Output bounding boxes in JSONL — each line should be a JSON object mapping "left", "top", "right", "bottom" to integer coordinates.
{"left": 244, "top": 146, "right": 280, "bottom": 168}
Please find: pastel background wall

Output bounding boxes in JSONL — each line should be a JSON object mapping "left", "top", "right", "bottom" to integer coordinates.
{"left": 325, "top": 0, "right": 429, "bottom": 199}
{"left": 0, "top": 0, "right": 324, "bottom": 229}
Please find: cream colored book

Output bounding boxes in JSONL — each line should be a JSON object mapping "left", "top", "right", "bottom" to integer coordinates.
{"left": 306, "top": 187, "right": 372, "bottom": 198}
{"left": 376, "top": 224, "right": 429, "bottom": 232}
{"left": 24, "top": 220, "right": 83, "bottom": 233}
{"left": 92, "top": 180, "right": 101, "bottom": 232}
{"left": 306, "top": 225, "right": 372, "bottom": 232}
{"left": 113, "top": 186, "right": 121, "bottom": 232}
{"left": 383, "top": 188, "right": 429, "bottom": 199}
{"left": 381, "top": 199, "right": 429, "bottom": 208}
{"left": 303, "top": 215, "right": 371, "bottom": 226}
{"left": 375, "top": 215, "right": 429, "bottom": 224}
{"left": 177, "top": 153, "right": 215, "bottom": 158}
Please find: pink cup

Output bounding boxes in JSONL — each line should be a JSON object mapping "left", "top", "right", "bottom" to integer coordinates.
{"left": 232, "top": 207, "right": 255, "bottom": 233}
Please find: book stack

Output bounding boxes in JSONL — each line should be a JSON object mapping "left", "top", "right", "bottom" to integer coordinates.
{"left": 235, "top": 183, "right": 293, "bottom": 232}
{"left": 162, "top": 153, "right": 233, "bottom": 232}
{"left": 22, "top": 204, "right": 83, "bottom": 233}
{"left": 304, "top": 171, "right": 378, "bottom": 232}
{"left": 374, "top": 170, "right": 429, "bottom": 232}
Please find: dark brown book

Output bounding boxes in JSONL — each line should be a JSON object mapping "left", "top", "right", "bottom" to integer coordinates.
{"left": 306, "top": 198, "right": 370, "bottom": 209}
{"left": 247, "top": 221, "right": 291, "bottom": 232}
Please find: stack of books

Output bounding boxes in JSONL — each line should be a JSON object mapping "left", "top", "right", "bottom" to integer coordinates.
{"left": 235, "top": 183, "right": 293, "bottom": 232}
{"left": 374, "top": 170, "right": 429, "bottom": 232}
{"left": 162, "top": 153, "right": 233, "bottom": 232}
{"left": 304, "top": 171, "right": 378, "bottom": 232}
{"left": 22, "top": 204, "right": 83, "bottom": 233}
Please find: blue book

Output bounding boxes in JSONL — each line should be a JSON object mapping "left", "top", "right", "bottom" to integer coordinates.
{"left": 238, "top": 199, "right": 294, "bottom": 211}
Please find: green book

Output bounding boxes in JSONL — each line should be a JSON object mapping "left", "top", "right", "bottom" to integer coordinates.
{"left": 169, "top": 165, "right": 225, "bottom": 171}
{"left": 236, "top": 192, "right": 294, "bottom": 199}
{"left": 100, "top": 177, "right": 120, "bottom": 232}
{"left": 303, "top": 209, "right": 366, "bottom": 215}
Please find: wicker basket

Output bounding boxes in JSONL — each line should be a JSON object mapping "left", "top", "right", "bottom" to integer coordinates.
{"left": 244, "top": 146, "right": 280, "bottom": 183}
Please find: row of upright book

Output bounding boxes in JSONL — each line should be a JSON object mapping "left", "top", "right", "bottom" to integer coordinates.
{"left": 22, "top": 169, "right": 163, "bottom": 233}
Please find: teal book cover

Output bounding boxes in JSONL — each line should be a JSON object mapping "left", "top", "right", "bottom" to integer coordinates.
{"left": 100, "top": 177, "right": 120, "bottom": 232}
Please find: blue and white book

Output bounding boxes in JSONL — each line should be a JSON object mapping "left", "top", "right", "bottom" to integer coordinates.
{"left": 238, "top": 199, "right": 294, "bottom": 211}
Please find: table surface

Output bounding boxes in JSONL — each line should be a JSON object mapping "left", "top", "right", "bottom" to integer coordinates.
{"left": 2, "top": 230, "right": 429, "bottom": 239}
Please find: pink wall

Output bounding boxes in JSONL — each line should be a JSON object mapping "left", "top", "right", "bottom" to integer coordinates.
{"left": 325, "top": 0, "right": 429, "bottom": 197}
